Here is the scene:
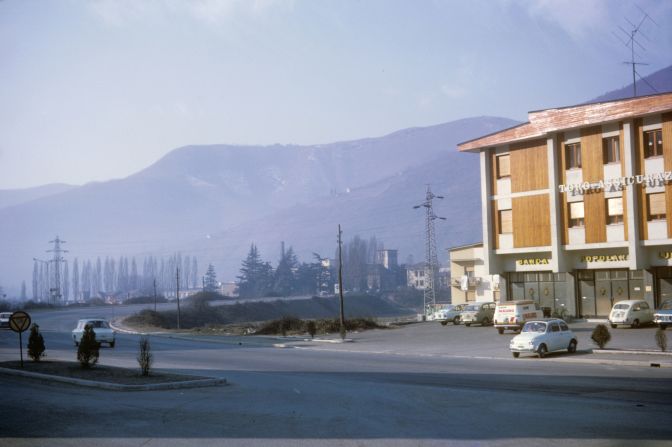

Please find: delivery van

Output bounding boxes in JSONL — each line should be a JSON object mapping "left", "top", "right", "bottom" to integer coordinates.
{"left": 494, "top": 300, "right": 544, "bottom": 334}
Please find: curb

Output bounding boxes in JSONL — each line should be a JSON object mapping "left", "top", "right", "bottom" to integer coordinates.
{"left": 592, "top": 348, "right": 672, "bottom": 356}
{"left": 0, "top": 367, "right": 227, "bottom": 391}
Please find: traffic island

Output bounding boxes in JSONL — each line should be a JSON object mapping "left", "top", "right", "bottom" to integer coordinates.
{"left": 0, "top": 360, "right": 226, "bottom": 391}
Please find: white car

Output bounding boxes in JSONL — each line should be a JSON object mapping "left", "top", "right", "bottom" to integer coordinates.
{"left": 609, "top": 300, "right": 653, "bottom": 329}
{"left": 0, "top": 312, "right": 12, "bottom": 329}
{"left": 509, "top": 319, "right": 577, "bottom": 358}
{"left": 435, "top": 303, "right": 469, "bottom": 325}
{"left": 72, "top": 319, "right": 116, "bottom": 348}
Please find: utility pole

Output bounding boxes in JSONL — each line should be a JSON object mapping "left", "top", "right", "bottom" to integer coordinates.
{"left": 413, "top": 185, "right": 446, "bottom": 319}
{"left": 176, "top": 268, "right": 181, "bottom": 330}
{"left": 46, "top": 236, "right": 68, "bottom": 305}
{"left": 338, "top": 224, "right": 346, "bottom": 340}
{"left": 153, "top": 278, "right": 157, "bottom": 312}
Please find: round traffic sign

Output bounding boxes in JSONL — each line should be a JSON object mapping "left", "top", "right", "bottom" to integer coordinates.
{"left": 9, "top": 311, "right": 31, "bottom": 333}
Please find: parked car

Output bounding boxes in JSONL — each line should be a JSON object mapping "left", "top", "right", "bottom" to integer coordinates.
{"left": 435, "top": 303, "right": 469, "bottom": 325}
{"left": 509, "top": 318, "right": 577, "bottom": 358}
{"left": 494, "top": 300, "right": 544, "bottom": 334}
{"left": 72, "top": 319, "right": 116, "bottom": 347}
{"left": 0, "top": 312, "right": 12, "bottom": 329}
{"left": 608, "top": 300, "right": 653, "bottom": 329}
{"left": 654, "top": 299, "right": 672, "bottom": 330}
{"left": 460, "top": 302, "right": 496, "bottom": 327}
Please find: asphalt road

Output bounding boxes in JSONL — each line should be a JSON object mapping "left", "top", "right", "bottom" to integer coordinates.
{"left": 1, "top": 307, "right": 671, "bottom": 447}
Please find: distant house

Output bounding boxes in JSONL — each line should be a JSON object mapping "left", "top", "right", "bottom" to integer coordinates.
{"left": 406, "top": 263, "right": 427, "bottom": 289}
{"left": 219, "top": 282, "right": 238, "bottom": 297}
{"left": 448, "top": 242, "right": 492, "bottom": 304}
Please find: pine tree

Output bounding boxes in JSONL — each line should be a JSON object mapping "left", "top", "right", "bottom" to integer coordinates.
{"left": 77, "top": 324, "right": 99, "bottom": 368}
{"left": 27, "top": 323, "right": 46, "bottom": 362}
{"left": 273, "top": 246, "right": 297, "bottom": 296}
{"left": 204, "top": 264, "right": 218, "bottom": 292}
{"left": 72, "top": 258, "right": 80, "bottom": 302}
{"left": 191, "top": 257, "right": 198, "bottom": 288}
{"left": 237, "top": 244, "right": 270, "bottom": 298}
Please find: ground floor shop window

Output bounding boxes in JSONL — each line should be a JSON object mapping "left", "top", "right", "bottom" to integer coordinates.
{"left": 506, "top": 272, "right": 568, "bottom": 316}
{"left": 577, "top": 269, "right": 644, "bottom": 317}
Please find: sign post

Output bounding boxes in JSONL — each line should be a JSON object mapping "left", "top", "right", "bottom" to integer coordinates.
{"left": 9, "top": 311, "right": 31, "bottom": 368}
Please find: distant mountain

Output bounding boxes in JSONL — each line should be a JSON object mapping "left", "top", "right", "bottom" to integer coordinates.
{"left": 0, "top": 183, "right": 77, "bottom": 210}
{"left": 590, "top": 65, "right": 672, "bottom": 102}
{"left": 0, "top": 116, "right": 518, "bottom": 292}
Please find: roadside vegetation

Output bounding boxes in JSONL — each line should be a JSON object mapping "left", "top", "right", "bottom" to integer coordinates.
{"left": 124, "top": 291, "right": 408, "bottom": 333}
{"left": 253, "top": 316, "right": 384, "bottom": 336}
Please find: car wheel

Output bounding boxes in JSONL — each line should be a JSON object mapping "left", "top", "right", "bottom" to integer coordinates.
{"left": 632, "top": 319, "right": 640, "bottom": 329}
{"left": 660, "top": 324, "right": 667, "bottom": 330}
{"left": 610, "top": 324, "right": 617, "bottom": 329}
{"left": 482, "top": 317, "right": 490, "bottom": 326}
{"left": 440, "top": 320, "right": 447, "bottom": 326}
{"left": 497, "top": 327, "right": 504, "bottom": 335}
{"left": 110, "top": 341, "right": 115, "bottom": 348}
{"left": 537, "top": 344, "right": 548, "bottom": 359}
{"left": 453, "top": 316, "right": 460, "bottom": 325}
{"left": 465, "top": 323, "right": 471, "bottom": 327}
{"left": 512, "top": 352, "right": 520, "bottom": 358}
{"left": 568, "top": 339, "right": 577, "bottom": 353}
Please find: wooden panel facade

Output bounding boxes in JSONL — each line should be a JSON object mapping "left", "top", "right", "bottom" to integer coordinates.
{"left": 664, "top": 113, "right": 672, "bottom": 238}
{"left": 581, "top": 127, "right": 607, "bottom": 243}
{"left": 512, "top": 194, "right": 551, "bottom": 248}
{"left": 510, "top": 139, "right": 548, "bottom": 193}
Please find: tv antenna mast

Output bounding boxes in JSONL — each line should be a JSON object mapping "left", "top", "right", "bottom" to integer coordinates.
{"left": 413, "top": 185, "right": 446, "bottom": 318}
{"left": 613, "top": 6, "right": 658, "bottom": 97}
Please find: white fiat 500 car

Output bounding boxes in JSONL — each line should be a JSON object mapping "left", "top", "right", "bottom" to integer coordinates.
{"left": 72, "top": 319, "right": 116, "bottom": 348}
{"left": 509, "top": 319, "right": 577, "bottom": 358}
{"left": 608, "top": 300, "right": 653, "bottom": 329}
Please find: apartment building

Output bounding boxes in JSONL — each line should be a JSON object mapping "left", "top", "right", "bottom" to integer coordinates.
{"left": 457, "top": 92, "right": 672, "bottom": 317}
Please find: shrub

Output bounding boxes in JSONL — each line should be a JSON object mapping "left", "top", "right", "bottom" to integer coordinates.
{"left": 591, "top": 324, "right": 611, "bottom": 349}
{"left": 306, "top": 320, "right": 317, "bottom": 338}
{"left": 77, "top": 324, "right": 100, "bottom": 368}
{"left": 655, "top": 329, "right": 668, "bottom": 352}
{"left": 27, "top": 323, "right": 46, "bottom": 362}
{"left": 137, "top": 336, "right": 153, "bottom": 376}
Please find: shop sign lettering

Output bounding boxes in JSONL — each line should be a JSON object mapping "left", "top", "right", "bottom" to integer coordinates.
{"left": 516, "top": 258, "right": 550, "bottom": 266}
{"left": 558, "top": 171, "right": 672, "bottom": 195}
{"left": 580, "top": 254, "right": 628, "bottom": 263}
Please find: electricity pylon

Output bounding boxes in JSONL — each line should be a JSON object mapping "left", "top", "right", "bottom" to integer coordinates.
{"left": 47, "top": 236, "right": 68, "bottom": 305}
{"left": 414, "top": 185, "right": 445, "bottom": 318}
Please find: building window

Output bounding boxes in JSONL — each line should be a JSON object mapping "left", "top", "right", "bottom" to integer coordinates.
{"left": 603, "top": 136, "right": 620, "bottom": 164}
{"left": 647, "top": 192, "right": 666, "bottom": 221}
{"left": 565, "top": 143, "right": 581, "bottom": 169}
{"left": 606, "top": 197, "right": 623, "bottom": 224}
{"left": 496, "top": 154, "right": 510, "bottom": 179}
{"left": 499, "top": 209, "right": 512, "bottom": 234}
{"left": 644, "top": 129, "right": 663, "bottom": 158}
{"left": 569, "top": 201, "right": 585, "bottom": 228}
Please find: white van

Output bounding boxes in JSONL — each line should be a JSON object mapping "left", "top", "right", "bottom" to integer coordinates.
{"left": 608, "top": 300, "right": 653, "bottom": 329}
{"left": 494, "top": 300, "right": 544, "bottom": 334}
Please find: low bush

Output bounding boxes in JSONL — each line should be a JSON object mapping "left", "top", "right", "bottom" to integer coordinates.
{"left": 27, "top": 323, "right": 46, "bottom": 362}
{"left": 137, "top": 336, "right": 153, "bottom": 376}
{"left": 655, "top": 329, "right": 667, "bottom": 352}
{"left": 77, "top": 325, "right": 99, "bottom": 369}
{"left": 591, "top": 324, "right": 611, "bottom": 349}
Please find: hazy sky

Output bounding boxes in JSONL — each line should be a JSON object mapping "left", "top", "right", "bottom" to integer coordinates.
{"left": 1, "top": 0, "right": 670, "bottom": 189}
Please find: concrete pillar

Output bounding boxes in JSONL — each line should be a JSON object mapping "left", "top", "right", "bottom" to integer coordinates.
{"left": 623, "top": 120, "right": 643, "bottom": 270}
{"left": 547, "top": 134, "right": 565, "bottom": 273}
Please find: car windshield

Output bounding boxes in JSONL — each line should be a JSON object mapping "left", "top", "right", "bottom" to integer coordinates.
{"left": 661, "top": 300, "right": 672, "bottom": 310}
{"left": 465, "top": 305, "right": 480, "bottom": 311}
{"left": 522, "top": 322, "right": 547, "bottom": 333}
{"left": 613, "top": 304, "right": 630, "bottom": 310}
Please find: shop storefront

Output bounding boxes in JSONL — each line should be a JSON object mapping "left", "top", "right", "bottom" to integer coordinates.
{"left": 576, "top": 269, "right": 645, "bottom": 318}
{"left": 504, "top": 272, "right": 571, "bottom": 317}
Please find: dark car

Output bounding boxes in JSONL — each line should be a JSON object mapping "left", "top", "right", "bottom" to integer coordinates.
{"left": 654, "top": 299, "right": 672, "bottom": 330}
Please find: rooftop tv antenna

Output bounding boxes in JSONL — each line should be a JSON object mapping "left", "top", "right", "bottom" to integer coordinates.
{"left": 413, "top": 185, "right": 446, "bottom": 318}
{"left": 613, "top": 6, "right": 658, "bottom": 97}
